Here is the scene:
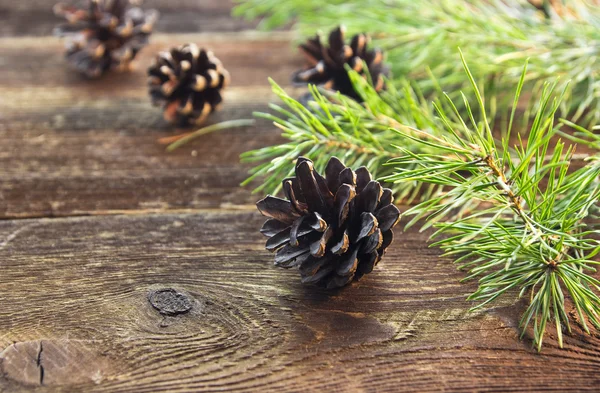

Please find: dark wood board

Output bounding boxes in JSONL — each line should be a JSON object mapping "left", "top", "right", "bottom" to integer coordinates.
{"left": 0, "top": 213, "right": 599, "bottom": 393}
{"left": 0, "top": 1, "right": 599, "bottom": 392}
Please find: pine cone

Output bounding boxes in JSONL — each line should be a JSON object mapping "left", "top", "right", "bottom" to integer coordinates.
{"left": 257, "top": 157, "right": 401, "bottom": 289}
{"left": 54, "top": 0, "right": 158, "bottom": 78}
{"left": 147, "top": 44, "right": 230, "bottom": 126}
{"left": 292, "top": 26, "right": 388, "bottom": 101}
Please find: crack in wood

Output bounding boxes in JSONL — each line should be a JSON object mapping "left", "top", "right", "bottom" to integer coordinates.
{"left": 0, "top": 223, "right": 37, "bottom": 249}
{"left": 36, "top": 341, "right": 43, "bottom": 386}
{"left": 0, "top": 339, "right": 113, "bottom": 387}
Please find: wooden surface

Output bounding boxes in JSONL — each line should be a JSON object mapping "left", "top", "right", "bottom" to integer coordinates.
{"left": 0, "top": 2, "right": 599, "bottom": 392}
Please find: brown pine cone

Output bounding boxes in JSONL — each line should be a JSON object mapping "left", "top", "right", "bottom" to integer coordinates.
{"left": 54, "top": 0, "right": 158, "bottom": 78}
{"left": 292, "top": 26, "right": 388, "bottom": 101}
{"left": 257, "top": 157, "right": 401, "bottom": 289}
{"left": 147, "top": 44, "right": 230, "bottom": 126}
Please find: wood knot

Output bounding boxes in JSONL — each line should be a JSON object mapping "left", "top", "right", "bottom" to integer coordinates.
{"left": 148, "top": 288, "right": 193, "bottom": 316}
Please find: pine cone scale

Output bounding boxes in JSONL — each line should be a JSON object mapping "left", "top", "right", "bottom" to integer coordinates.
{"left": 300, "top": 255, "right": 332, "bottom": 278}
{"left": 295, "top": 160, "right": 327, "bottom": 213}
{"left": 355, "top": 212, "right": 378, "bottom": 242}
{"left": 362, "top": 229, "right": 383, "bottom": 255}
{"left": 356, "top": 180, "right": 382, "bottom": 213}
{"left": 376, "top": 205, "right": 401, "bottom": 232}
{"left": 275, "top": 244, "right": 310, "bottom": 266}
{"left": 260, "top": 219, "right": 288, "bottom": 237}
{"left": 350, "top": 34, "right": 366, "bottom": 57}
{"left": 289, "top": 215, "right": 319, "bottom": 247}
{"left": 282, "top": 179, "right": 307, "bottom": 214}
{"left": 356, "top": 251, "right": 377, "bottom": 276}
{"left": 310, "top": 226, "right": 333, "bottom": 257}
{"left": 256, "top": 196, "right": 299, "bottom": 224}
{"left": 355, "top": 167, "right": 373, "bottom": 191}
{"left": 334, "top": 184, "right": 355, "bottom": 228}
{"left": 265, "top": 227, "right": 293, "bottom": 252}
{"left": 336, "top": 247, "right": 359, "bottom": 276}
{"left": 330, "top": 230, "right": 349, "bottom": 255}
{"left": 301, "top": 264, "right": 335, "bottom": 285}
{"left": 378, "top": 189, "right": 393, "bottom": 209}
{"left": 325, "top": 157, "right": 345, "bottom": 190}
{"left": 380, "top": 230, "right": 394, "bottom": 252}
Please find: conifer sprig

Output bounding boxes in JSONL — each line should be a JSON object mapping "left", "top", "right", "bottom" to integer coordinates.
{"left": 241, "top": 71, "right": 467, "bottom": 202}
{"left": 234, "top": 0, "right": 600, "bottom": 128}
{"left": 386, "top": 55, "right": 600, "bottom": 351}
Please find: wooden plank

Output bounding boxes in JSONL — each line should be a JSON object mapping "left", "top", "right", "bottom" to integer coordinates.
{"left": 0, "top": 0, "right": 256, "bottom": 36}
{"left": 0, "top": 34, "right": 298, "bottom": 89}
{"left": 0, "top": 34, "right": 301, "bottom": 218}
{"left": 0, "top": 212, "right": 598, "bottom": 392}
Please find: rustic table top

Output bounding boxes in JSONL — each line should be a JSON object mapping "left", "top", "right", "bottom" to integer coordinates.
{"left": 1, "top": 1, "right": 599, "bottom": 392}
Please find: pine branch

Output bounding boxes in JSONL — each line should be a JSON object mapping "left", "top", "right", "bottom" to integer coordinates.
{"left": 386, "top": 54, "right": 600, "bottom": 350}
{"left": 241, "top": 70, "right": 476, "bottom": 202}
{"left": 234, "top": 0, "right": 600, "bottom": 128}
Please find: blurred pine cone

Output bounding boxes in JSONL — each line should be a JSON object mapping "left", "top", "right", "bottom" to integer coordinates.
{"left": 527, "top": 0, "right": 570, "bottom": 17}
{"left": 257, "top": 157, "right": 400, "bottom": 289}
{"left": 292, "top": 26, "right": 388, "bottom": 101}
{"left": 148, "top": 44, "right": 230, "bottom": 126}
{"left": 54, "top": 0, "right": 158, "bottom": 78}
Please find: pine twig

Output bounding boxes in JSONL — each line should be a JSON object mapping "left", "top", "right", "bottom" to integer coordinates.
{"left": 164, "top": 119, "right": 255, "bottom": 152}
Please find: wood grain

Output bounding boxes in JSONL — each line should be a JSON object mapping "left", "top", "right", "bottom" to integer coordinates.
{"left": 0, "top": 212, "right": 599, "bottom": 393}
{"left": 1, "top": 2, "right": 600, "bottom": 392}
{"left": 0, "top": 34, "right": 300, "bottom": 218}
{"left": 0, "top": 0, "right": 256, "bottom": 36}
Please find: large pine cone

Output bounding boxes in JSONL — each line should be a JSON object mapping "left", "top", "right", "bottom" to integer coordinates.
{"left": 148, "top": 44, "right": 230, "bottom": 126}
{"left": 292, "top": 26, "right": 388, "bottom": 101}
{"left": 54, "top": 0, "right": 158, "bottom": 78}
{"left": 257, "top": 157, "right": 401, "bottom": 288}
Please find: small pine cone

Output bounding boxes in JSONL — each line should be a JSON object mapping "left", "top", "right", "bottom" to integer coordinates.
{"left": 147, "top": 44, "right": 230, "bottom": 126}
{"left": 257, "top": 157, "right": 401, "bottom": 289}
{"left": 292, "top": 26, "right": 388, "bottom": 101}
{"left": 54, "top": 0, "right": 158, "bottom": 78}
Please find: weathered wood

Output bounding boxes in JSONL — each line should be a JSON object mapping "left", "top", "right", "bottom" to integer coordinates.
{"left": 0, "top": 34, "right": 300, "bottom": 218}
{"left": 1, "top": 2, "right": 600, "bottom": 392}
{"left": 0, "top": 212, "right": 599, "bottom": 393}
{"left": 0, "top": 0, "right": 256, "bottom": 36}
{"left": 0, "top": 34, "right": 297, "bottom": 89}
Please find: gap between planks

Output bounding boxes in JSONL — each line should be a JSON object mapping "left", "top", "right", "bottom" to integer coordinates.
{"left": 0, "top": 206, "right": 260, "bottom": 221}
{"left": 0, "top": 31, "right": 298, "bottom": 48}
